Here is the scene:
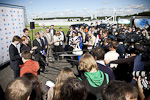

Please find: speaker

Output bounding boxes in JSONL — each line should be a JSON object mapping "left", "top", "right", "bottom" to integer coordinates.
{"left": 30, "top": 22, "right": 35, "bottom": 29}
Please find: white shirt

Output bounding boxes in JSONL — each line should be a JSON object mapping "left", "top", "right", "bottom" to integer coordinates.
{"left": 53, "top": 35, "right": 63, "bottom": 46}
{"left": 12, "top": 42, "right": 17, "bottom": 47}
{"left": 40, "top": 36, "right": 45, "bottom": 44}
{"left": 59, "top": 31, "right": 64, "bottom": 42}
{"left": 12, "top": 42, "right": 21, "bottom": 54}
{"left": 96, "top": 60, "right": 106, "bottom": 66}
{"left": 104, "top": 51, "right": 119, "bottom": 68}
{"left": 50, "top": 29, "right": 54, "bottom": 36}
{"left": 24, "top": 34, "right": 31, "bottom": 41}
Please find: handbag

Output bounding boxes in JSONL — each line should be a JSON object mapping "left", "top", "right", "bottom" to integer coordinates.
{"left": 73, "top": 45, "right": 83, "bottom": 56}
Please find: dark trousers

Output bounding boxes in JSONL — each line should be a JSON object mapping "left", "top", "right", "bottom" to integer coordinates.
{"left": 54, "top": 45, "right": 63, "bottom": 52}
{"left": 13, "top": 69, "right": 20, "bottom": 78}
{"left": 54, "top": 45, "right": 63, "bottom": 59}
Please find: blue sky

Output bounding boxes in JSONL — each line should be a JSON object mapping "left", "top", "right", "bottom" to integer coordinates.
{"left": 0, "top": 0, "right": 150, "bottom": 19}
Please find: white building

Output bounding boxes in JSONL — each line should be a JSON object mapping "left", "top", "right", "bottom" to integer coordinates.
{"left": 91, "top": 13, "right": 97, "bottom": 20}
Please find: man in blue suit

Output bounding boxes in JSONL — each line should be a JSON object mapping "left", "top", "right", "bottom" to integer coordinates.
{"left": 49, "top": 25, "right": 56, "bottom": 36}
{"left": 9, "top": 36, "right": 22, "bottom": 78}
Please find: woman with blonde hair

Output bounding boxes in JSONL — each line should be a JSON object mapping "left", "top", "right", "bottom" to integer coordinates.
{"left": 53, "top": 31, "right": 64, "bottom": 60}
{"left": 78, "top": 53, "right": 109, "bottom": 100}
{"left": 47, "top": 67, "right": 75, "bottom": 100}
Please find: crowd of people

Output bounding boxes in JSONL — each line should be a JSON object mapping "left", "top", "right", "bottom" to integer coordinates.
{"left": 1, "top": 22, "right": 150, "bottom": 100}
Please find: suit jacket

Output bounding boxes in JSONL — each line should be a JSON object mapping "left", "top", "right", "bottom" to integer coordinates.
{"left": 44, "top": 33, "right": 53, "bottom": 45}
{"left": 40, "top": 36, "right": 48, "bottom": 47}
{"left": 9, "top": 44, "right": 22, "bottom": 70}
{"left": 33, "top": 38, "right": 45, "bottom": 54}
{"left": 49, "top": 29, "right": 56, "bottom": 36}
{"left": 60, "top": 31, "right": 66, "bottom": 43}
{"left": 20, "top": 44, "right": 31, "bottom": 53}
{"left": 66, "top": 31, "right": 72, "bottom": 45}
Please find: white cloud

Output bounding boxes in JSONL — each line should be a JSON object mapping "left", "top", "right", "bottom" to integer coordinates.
{"left": 64, "top": 9, "right": 70, "bottom": 12}
{"left": 143, "top": 9, "right": 150, "bottom": 12}
{"left": 126, "top": 4, "right": 145, "bottom": 10}
{"left": 103, "top": 1, "right": 110, "bottom": 4}
{"left": 68, "top": 1, "right": 72, "bottom": 4}
{"left": 83, "top": 8, "right": 87, "bottom": 10}
{"left": 29, "top": 1, "right": 33, "bottom": 4}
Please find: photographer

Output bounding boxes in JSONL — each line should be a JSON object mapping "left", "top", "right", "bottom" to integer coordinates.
{"left": 134, "top": 76, "right": 150, "bottom": 100}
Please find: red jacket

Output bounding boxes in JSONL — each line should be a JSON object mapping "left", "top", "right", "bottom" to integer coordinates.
{"left": 20, "top": 60, "right": 40, "bottom": 77}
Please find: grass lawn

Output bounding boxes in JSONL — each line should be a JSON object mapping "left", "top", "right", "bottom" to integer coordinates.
{"left": 29, "top": 27, "right": 69, "bottom": 43}
{"left": 27, "top": 24, "right": 69, "bottom": 28}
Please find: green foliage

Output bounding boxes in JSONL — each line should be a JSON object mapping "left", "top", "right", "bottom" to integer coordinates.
{"left": 28, "top": 27, "right": 69, "bottom": 42}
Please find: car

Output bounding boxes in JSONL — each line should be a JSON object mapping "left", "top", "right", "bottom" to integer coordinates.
{"left": 98, "top": 23, "right": 107, "bottom": 29}
{"left": 70, "top": 23, "right": 88, "bottom": 30}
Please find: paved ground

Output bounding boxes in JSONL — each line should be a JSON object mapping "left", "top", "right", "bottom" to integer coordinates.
{"left": 0, "top": 59, "right": 79, "bottom": 100}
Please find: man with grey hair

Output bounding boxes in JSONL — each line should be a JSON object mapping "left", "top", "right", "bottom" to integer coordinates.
{"left": 44, "top": 27, "right": 54, "bottom": 61}
{"left": 40, "top": 30, "right": 48, "bottom": 52}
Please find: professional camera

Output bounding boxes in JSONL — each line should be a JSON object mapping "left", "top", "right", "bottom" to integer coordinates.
{"left": 132, "top": 71, "right": 150, "bottom": 81}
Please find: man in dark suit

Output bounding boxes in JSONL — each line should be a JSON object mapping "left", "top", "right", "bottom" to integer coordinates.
{"left": 33, "top": 32, "right": 47, "bottom": 72}
{"left": 66, "top": 26, "right": 74, "bottom": 45}
{"left": 9, "top": 36, "right": 22, "bottom": 78}
{"left": 49, "top": 25, "right": 56, "bottom": 36}
{"left": 39, "top": 30, "right": 48, "bottom": 52}
{"left": 33, "top": 32, "right": 45, "bottom": 61}
{"left": 23, "top": 28, "right": 31, "bottom": 49}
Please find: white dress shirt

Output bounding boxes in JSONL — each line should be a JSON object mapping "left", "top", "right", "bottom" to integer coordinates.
{"left": 36, "top": 38, "right": 42, "bottom": 46}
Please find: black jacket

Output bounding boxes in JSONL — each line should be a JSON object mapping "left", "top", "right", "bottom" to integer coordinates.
{"left": 9, "top": 44, "right": 22, "bottom": 70}
{"left": 40, "top": 36, "right": 48, "bottom": 47}
{"left": 20, "top": 44, "right": 31, "bottom": 53}
{"left": 33, "top": 38, "right": 45, "bottom": 54}
{"left": 49, "top": 29, "right": 56, "bottom": 36}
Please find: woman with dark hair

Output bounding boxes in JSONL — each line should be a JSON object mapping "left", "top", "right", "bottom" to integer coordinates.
{"left": 22, "top": 73, "right": 44, "bottom": 100}
{"left": 58, "top": 77, "right": 88, "bottom": 100}
{"left": 47, "top": 67, "right": 75, "bottom": 100}
{"left": 68, "top": 32, "right": 79, "bottom": 52}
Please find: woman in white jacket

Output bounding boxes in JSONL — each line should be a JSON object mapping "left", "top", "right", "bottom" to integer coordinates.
{"left": 53, "top": 31, "right": 64, "bottom": 60}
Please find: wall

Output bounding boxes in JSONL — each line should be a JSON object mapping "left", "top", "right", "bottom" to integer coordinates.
{"left": 0, "top": 6, "right": 25, "bottom": 66}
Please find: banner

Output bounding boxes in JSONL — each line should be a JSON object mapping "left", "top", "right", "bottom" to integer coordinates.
{"left": 0, "top": 6, "right": 25, "bottom": 66}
